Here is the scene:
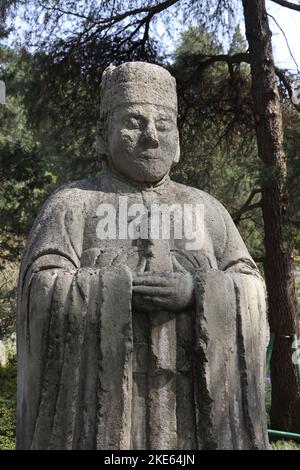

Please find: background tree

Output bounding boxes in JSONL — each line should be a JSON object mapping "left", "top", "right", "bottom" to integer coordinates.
{"left": 242, "top": 0, "right": 300, "bottom": 431}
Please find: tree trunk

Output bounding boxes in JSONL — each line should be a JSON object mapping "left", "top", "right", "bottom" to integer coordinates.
{"left": 242, "top": 0, "right": 300, "bottom": 432}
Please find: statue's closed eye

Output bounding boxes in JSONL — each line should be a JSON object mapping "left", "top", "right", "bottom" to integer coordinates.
{"left": 155, "top": 119, "right": 173, "bottom": 132}
{"left": 124, "top": 117, "right": 141, "bottom": 129}
{"left": 123, "top": 115, "right": 174, "bottom": 132}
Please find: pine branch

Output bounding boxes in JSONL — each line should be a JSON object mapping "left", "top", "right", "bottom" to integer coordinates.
{"left": 275, "top": 67, "right": 300, "bottom": 111}
{"left": 180, "top": 52, "right": 299, "bottom": 111}
{"left": 233, "top": 189, "right": 261, "bottom": 225}
{"left": 270, "top": 0, "right": 300, "bottom": 12}
{"left": 40, "top": 0, "right": 180, "bottom": 26}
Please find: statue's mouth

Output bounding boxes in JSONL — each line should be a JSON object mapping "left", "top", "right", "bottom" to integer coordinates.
{"left": 139, "top": 152, "right": 159, "bottom": 160}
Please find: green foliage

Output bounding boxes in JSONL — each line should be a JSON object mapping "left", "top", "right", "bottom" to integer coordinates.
{"left": 0, "top": 263, "right": 18, "bottom": 339}
{"left": 0, "top": 364, "right": 16, "bottom": 450}
{"left": 23, "top": 51, "right": 100, "bottom": 184}
{"left": 0, "top": 48, "right": 57, "bottom": 261}
{"left": 3, "top": 333, "right": 16, "bottom": 365}
{"left": 174, "top": 25, "right": 222, "bottom": 63}
{"left": 228, "top": 25, "right": 247, "bottom": 54}
{"left": 270, "top": 439, "right": 300, "bottom": 450}
{"left": 284, "top": 111, "right": 300, "bottom": 255}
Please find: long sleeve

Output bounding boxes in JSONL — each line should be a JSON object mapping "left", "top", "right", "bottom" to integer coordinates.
{"left": 17, "top": 187, "right": 134, "bottom": 450}
{"left": 192, "top": 201, "right": 269, "bottom": 449}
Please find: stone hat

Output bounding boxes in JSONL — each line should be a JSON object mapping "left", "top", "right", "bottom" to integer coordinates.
{"left": 100, "top": 62, "right": 177, "bottom": 118}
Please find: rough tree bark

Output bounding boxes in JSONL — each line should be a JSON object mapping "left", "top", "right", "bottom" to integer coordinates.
{"left": 242, "top": 0, "right": 300, "bottom": 432}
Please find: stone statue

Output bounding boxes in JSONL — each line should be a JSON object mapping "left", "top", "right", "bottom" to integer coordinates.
{"left": 17, "top": 62, "right": 269, "bottom": 450}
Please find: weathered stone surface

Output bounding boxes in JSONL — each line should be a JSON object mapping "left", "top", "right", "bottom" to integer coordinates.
{"left": 17, "top": 62, "right": 269, "bottom": 450}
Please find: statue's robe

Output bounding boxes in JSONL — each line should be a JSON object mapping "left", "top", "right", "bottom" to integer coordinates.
{"left": 17, "top": 166, "right": 269, "bottom": 450}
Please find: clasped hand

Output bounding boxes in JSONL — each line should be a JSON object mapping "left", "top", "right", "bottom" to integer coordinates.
{"left": 132, "top": 270, "right": 194, "bottom": 313}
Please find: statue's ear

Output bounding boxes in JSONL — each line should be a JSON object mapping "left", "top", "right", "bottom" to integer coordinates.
{"left": 96, "top": 120, "right": 107, "bottom": 158}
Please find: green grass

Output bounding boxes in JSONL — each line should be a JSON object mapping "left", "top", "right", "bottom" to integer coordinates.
{"left": 0, "top": 364, "right": 16, "bottom": 450}
{"left": 270, "top": 440, "right": 300, "bottom": 450}
{"left": 265, "top": 381, "right": 300, "bottom": 449}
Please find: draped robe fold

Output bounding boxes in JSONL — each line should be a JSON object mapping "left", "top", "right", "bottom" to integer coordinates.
{"left": 17, "top": 168, "right": 269, "bottom": 449}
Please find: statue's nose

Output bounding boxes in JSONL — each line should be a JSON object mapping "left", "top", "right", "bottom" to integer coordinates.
{"left": 140, "top": 122, "right": 159, "bottom": 148}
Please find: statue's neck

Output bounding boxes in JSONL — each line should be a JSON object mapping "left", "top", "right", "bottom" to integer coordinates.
{"left": 102, "top": 161, "right": 171, "bottom": 190}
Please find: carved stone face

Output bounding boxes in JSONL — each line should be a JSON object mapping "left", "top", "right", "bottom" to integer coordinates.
{"left": 107, "top": 103, "right": 179, "bottom": 183}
